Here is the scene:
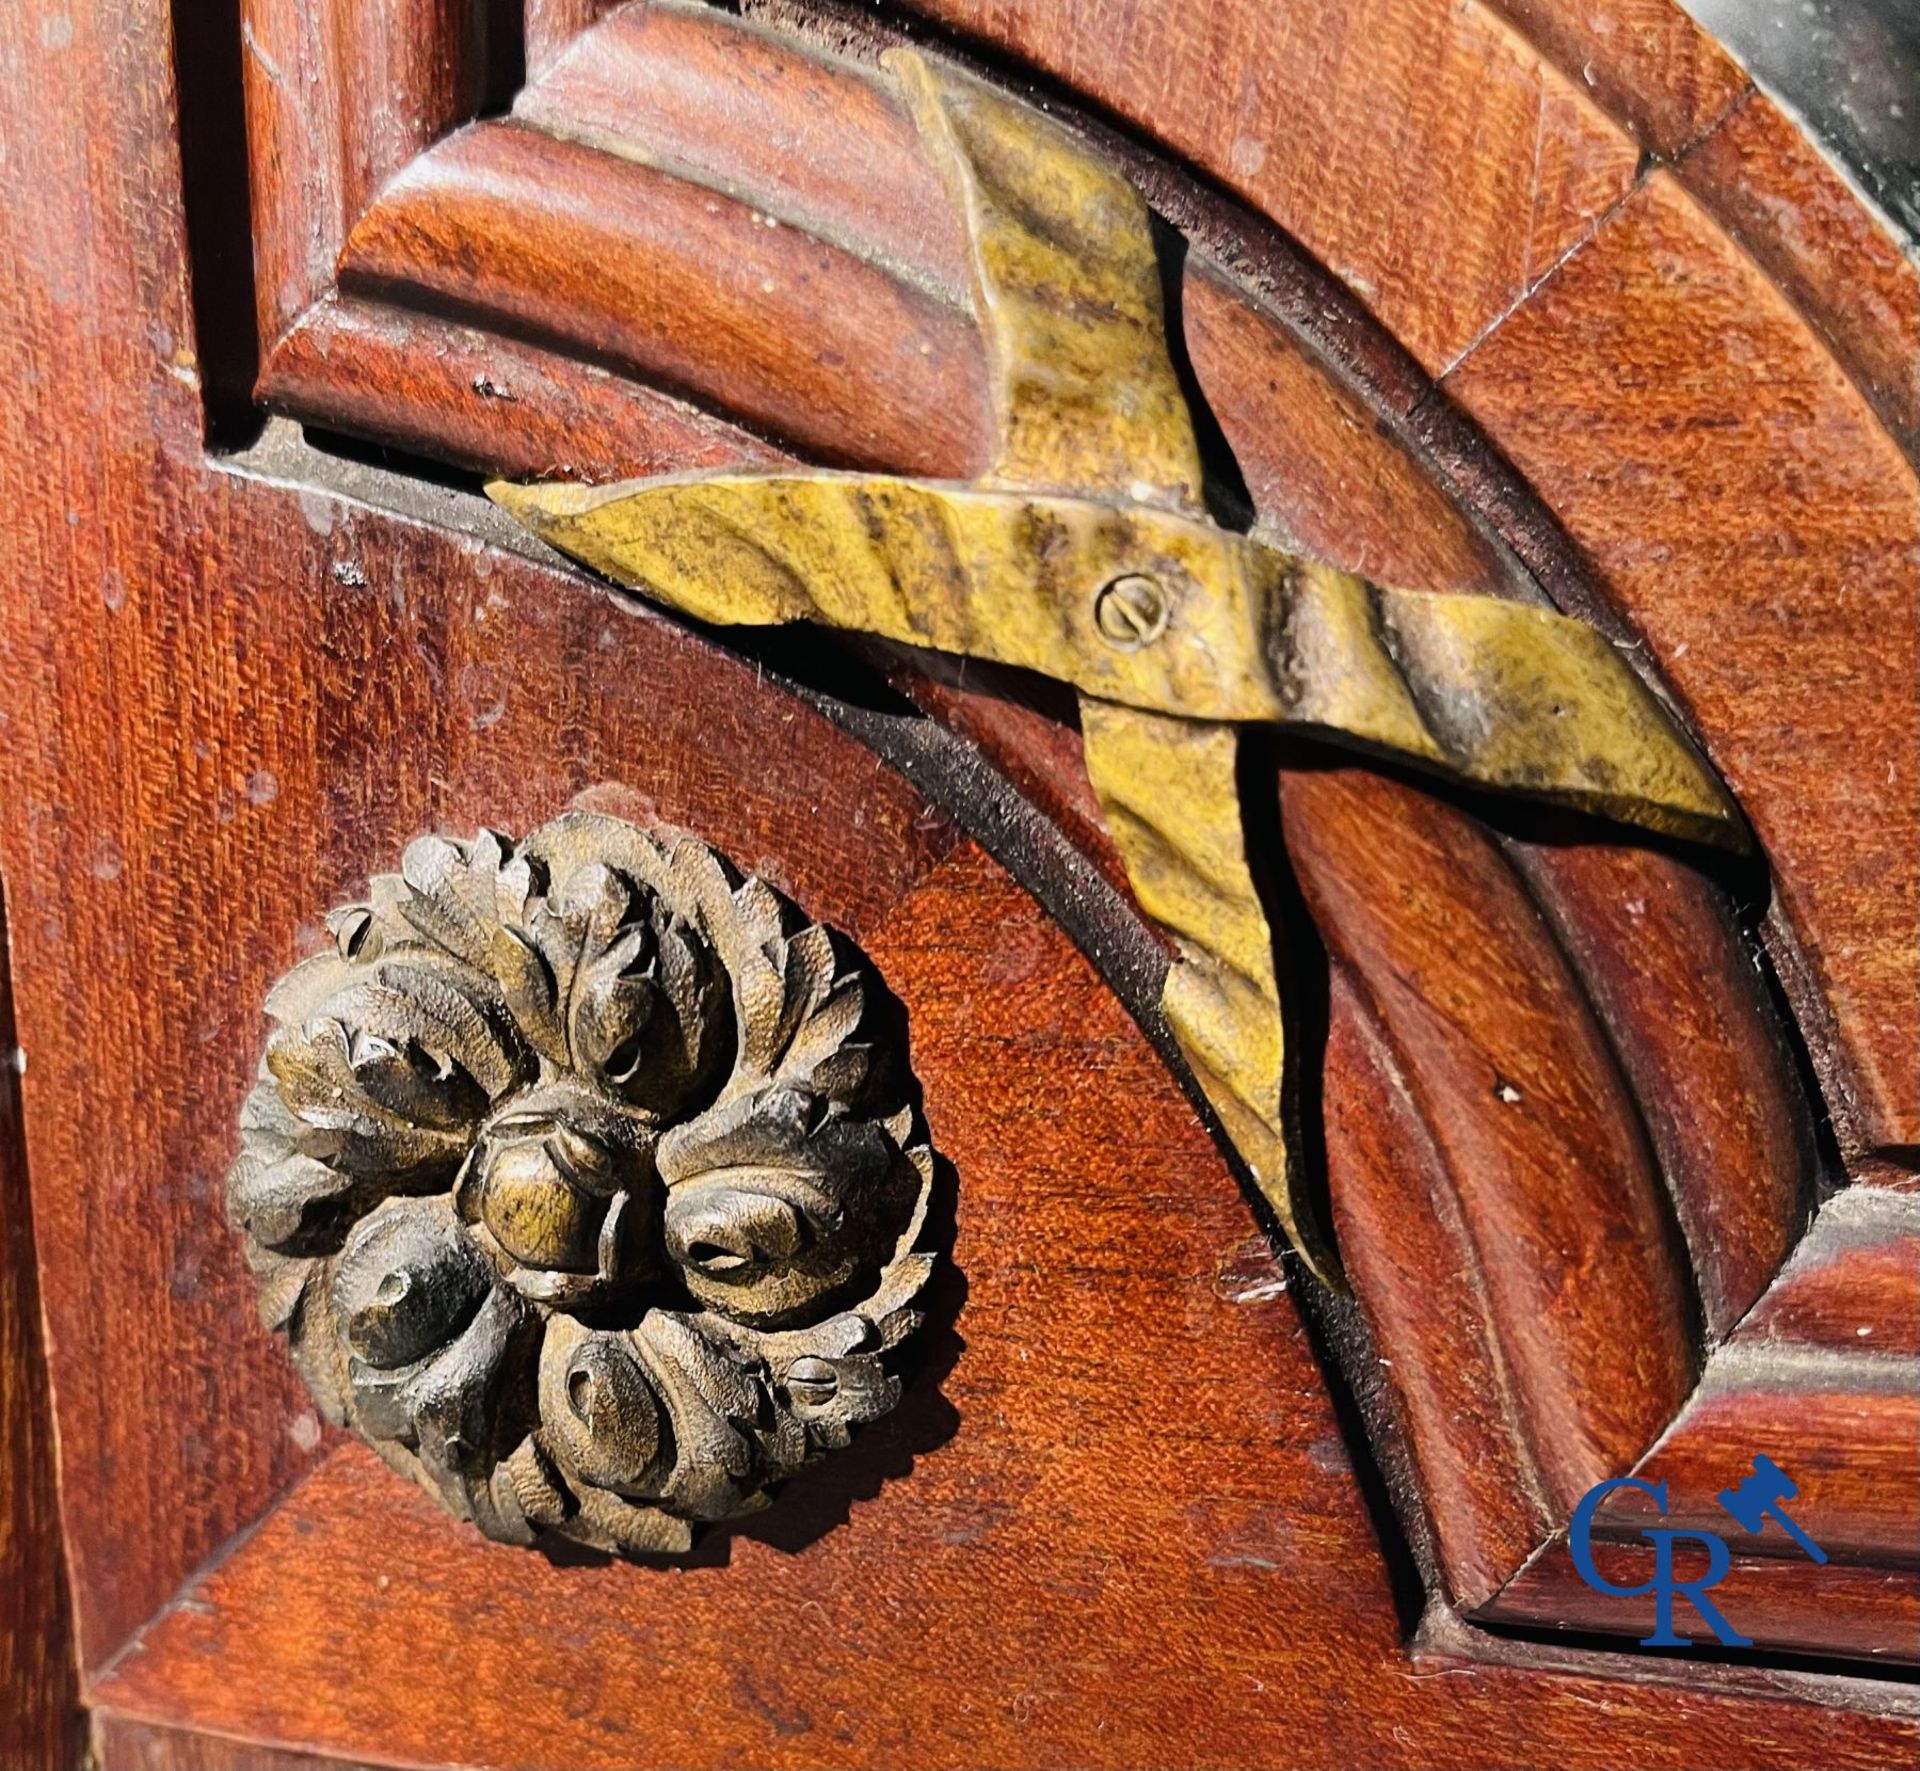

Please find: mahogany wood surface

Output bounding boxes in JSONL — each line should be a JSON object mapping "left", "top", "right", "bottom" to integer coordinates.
{"left": 243, "top": 0, "right": 506, "bottom": 353}
{"left": 1445, "top": 168, "right": 1920, "bottom": 1158}
{"left": 1482, "top": 0, "right": 1748, "bottom": 157}
{"left": 901, "top": 0, "right": 1645, "bottom": 376}
{"left": 1321, "top": 974, "right": 1551, "bottom": 1610}
{"left": 1738, "top": 1189, "right": 1920, "bottom": 1358}
{"left": 1487, "top": 1539, "right": 1920, "bottom": 1665}
{"left": 267, "top": 295, "right": 790, "bottom": 484}
{"left": 90, "top": 1716, "right": 395, "bottom": 1771}
{"left": 0, "top": 893, "right": 83, "bottom": 1767}
{"left": 341, "top": 120, "right": 990, "bottom": 477}
{"left": 0, "top": 445, "right": 958, "bottom": 1669}
{"left": 519, "top": 2, "right": 975, "bottom": 302}
{"left": 1681, "top": 89, "right": 1920, "bottom": 455}
{"left": 1283, "top": 766, "right": 1697, "bottom": 1511}
{"left": 1599, "top": 1356, "right": 1920, "bottom": 1566}
{"left": 1503, "top": 835, "right": 1812, "bottom": 1336}
{"left": 3, "top": 0, "right": 1917, "bottom": 1762}
{"left": 81, "top": 858, "right": 1920, "bottom": 1769}
{"left": 240, "top": 1, "right": 1920, "bottom": 1184}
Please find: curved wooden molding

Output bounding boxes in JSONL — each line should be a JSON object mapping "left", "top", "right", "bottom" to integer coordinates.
{"left": 233, "top": 0, "right": 1916, "bottom": 1667}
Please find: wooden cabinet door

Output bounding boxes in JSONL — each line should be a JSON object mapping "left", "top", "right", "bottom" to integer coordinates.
{"left": 1, "top": 3, "right": 1914, "bottom": 1767}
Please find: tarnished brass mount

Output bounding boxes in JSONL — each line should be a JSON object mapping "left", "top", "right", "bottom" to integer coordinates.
{"left": 490, "top": 53, "right": 1744, "bottom": 1287}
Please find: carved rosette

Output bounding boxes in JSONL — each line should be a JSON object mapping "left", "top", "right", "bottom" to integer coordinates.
{"left": 227, "top": 812, "right": 937, "bottom": 1555}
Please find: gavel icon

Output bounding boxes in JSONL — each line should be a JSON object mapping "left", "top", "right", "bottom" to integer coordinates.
{"left": 1716, "top": 1454, "right": 1829, "bottom": 1564}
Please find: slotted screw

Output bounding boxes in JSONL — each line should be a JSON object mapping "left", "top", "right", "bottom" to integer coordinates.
{"left": 1094, "top": 573, "right": 1168, "bottom": 649}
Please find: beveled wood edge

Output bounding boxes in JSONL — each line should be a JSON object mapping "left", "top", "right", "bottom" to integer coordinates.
{"left": 91, "top": 1709, "right": 441, "bottom": 1771}
{"left": 78, "top": 1435, "right": 1920, "bottom": 1768}
{"left": 1416, "top": 1596, "right": 1920, "bottom": 1717}
{"left": 0, "top": 880, "right": 85, "bottom": 1767}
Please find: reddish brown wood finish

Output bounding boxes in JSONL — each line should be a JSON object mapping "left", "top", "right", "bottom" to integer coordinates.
{"left": 0, "top": 893, "right": 82, "bottom": 1768}
{"left": 526, "top": 0, "right": 622, "bottom": 78}
{"left": 1323, "top": 976, "right": 1551, "bottom": 1610}
{"left": 233, "top": 0, "right": 1874, "bottom": 1661}
{"left": 1505, "top": 839, "right": 1813, "bottom": 1334}
{"left": 79, "top": 859, "right": 1920, "bottom": 1770}
{"left": 1283, "top": 767, "right": 1697, "bottom": 1508}
{"left": 1484, "top": 0, "right": 1748, "bottom": 157}
{"left": 1488, "top": 1538, "right": 1920, "bottom": 1665}
{"left": 243, "top": 0, "right": 503, "bottom": 351}
{"left": 1599, "top": 1357, "right": 1920, "bottom": 1566}
{"left": 1738, "top": 1190, "right": 1920, "bottom": 1358}
{"left": 1681, "top": 91, "right": 1920, "bottom": 455}
{"left": 341, "top": 121, "right": 989, "bottom": 475}
{"left": 0, "top": 455, "right": 958, "bottom": 1669}
{"left": 241, "top": 6, "right": 1917, "bottom": 1186}
{"left": 902, "top": 0, "right": 1643, "bottom": 374}
{"left": 519, "top": 3, "right": 973, "bottom": 302}
{"left": 1446, "top": 169, "right": 1920, "bottom": 1157}
{"left": 91, "top": 1715, "right": 398, "bottom": 1771}
{"left": 269, "top": 295, "right": 788, "bottom": 483}
{"left": 1178, "top": 270, "right": 1517, "bottom": 595}
{"left": 6, "top": 2, "right": 1917, "bottom": 1762}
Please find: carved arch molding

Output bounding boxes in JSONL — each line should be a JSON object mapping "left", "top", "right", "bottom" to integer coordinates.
{"left": 197, "top": 0, "right": 1915, "bottom": 1675}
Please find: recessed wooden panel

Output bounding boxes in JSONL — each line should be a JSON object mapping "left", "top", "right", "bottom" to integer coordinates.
{"left": 7, "top": 0, "right": 1917, "bottom": 1749}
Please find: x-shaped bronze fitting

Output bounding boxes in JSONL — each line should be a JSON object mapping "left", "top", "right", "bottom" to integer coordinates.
{"left": 491, "top": 53, "right": 1744, "bottom": 1286}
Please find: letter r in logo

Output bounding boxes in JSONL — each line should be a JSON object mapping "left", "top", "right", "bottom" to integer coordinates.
{"left": 1569, "top": 1477, "right": 1754, "bottom": 1649}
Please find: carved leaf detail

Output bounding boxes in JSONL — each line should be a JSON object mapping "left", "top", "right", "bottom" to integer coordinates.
{"left": 228, "top": 813, "right": 939, "bottom": 1557}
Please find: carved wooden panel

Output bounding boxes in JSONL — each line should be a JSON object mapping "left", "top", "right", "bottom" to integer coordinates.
{"left": 3, "top": 0, "right": 1916, "bottom": 1764}
{"left": 221, "top": 0, "right": 1920, "bottom": 1658}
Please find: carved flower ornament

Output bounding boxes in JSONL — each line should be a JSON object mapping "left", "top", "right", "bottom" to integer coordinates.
{"left": 227, "top": 813, "right": 937, "bottom": 1555}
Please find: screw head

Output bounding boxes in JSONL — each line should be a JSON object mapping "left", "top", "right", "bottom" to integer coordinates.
{"left": 1093, "top": 573, "right": 1169, "bottom": 649}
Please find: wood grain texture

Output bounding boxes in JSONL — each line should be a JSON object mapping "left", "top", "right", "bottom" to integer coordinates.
{"left": 1485, "top": 1537, "right": 1920, "bottom": 1664}
{"left": 1447, "top": 168, "right": 1920, "bottom": 1157}
{"left": 1484, "top": 0, "right": 1749, "bottom": 157}
{"left": 242, "top": 0, "right": 501, "bottom": 351}
{"left": 1680, "top": 89, "right": 1920, "bottom": 457}
{"left": 327, "top": 0, "right": 1818, "bottom": 1621}
{"left": 1737, "top": 1189, "right": 1920, "bottom": 1358}
{"left": 866, "top": 652, "right": 1136, "bottom": 901}
{"left": 518, "top": 3, "right": 972, "bottom": 303}
{"left": 10, "top": 0, "right": 1916, "bottom": 1743}
{"left": 0, "top": 455, "right": 960, "bottom": 1670}
{"left": 0, "top": 889, "right": 83, "bottom": 1769}
{"left": 898, "top": 0, "right": 1641, "bottom": 373}
{"left": 1178, "top": 268, "right": 1518, "bottom": 595}
{"left": 1504, "top": 837, "right": 1813, "bottom": 1335}
{"left": 1281, "top": 766, "right": 1697, "bottom": 1510}
{"left": 267, "top": 294, "right": 788, "bottom": 484}
{"left": 340, "top": 119, "right": 990, "bottom": 475}
{"left": 93, "top": 1714, "right": 407, "bottom": 1771}
{"left": 82, "top": 856, "right": 1920, "bottom": 1771}
{"left": 525, "top": 0, "right": 620, "bottom": 79}
{"left": 1322, "top": 973, "right": 1551, "bottom": 1610}
{"left": 242, "top": 0, "right": 1906, "bottom": 1206}
{"left": 1596, "top": 1351, "right": 1920, "bottom": 1565}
